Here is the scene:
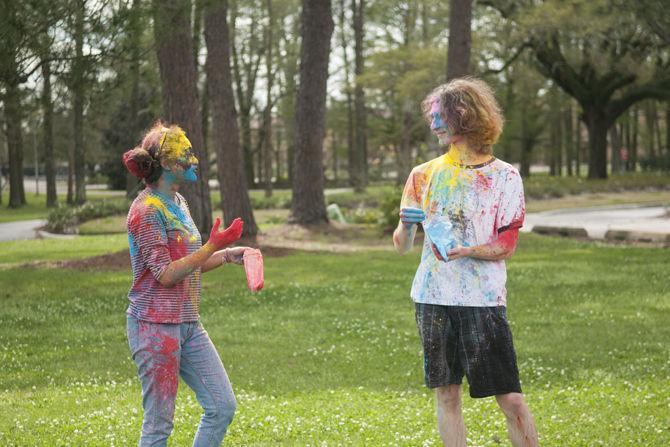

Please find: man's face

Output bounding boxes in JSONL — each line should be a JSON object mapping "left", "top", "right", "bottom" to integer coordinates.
{"left": 429, "top": 100, "right": 451, "bottom": 145}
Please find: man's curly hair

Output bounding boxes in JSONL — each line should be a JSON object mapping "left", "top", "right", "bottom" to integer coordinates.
{"left": 421, "top": 77, "right": 504, "bottom": 155}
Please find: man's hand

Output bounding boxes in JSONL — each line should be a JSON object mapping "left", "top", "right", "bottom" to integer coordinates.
{"left": 399, "top": 207, "right": 425, "bottom": 228}
{"left": 209, "top": 217, "right": 243, "bottom": 250}
{"left": 446, "top": 246, "right": 471, "bottom": 261}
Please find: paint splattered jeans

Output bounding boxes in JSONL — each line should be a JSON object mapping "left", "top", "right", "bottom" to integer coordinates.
{"left": 127, "top": 315, "right": 236, "bottom": 447}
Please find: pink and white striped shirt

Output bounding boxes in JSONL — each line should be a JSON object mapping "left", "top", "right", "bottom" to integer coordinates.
{"left": 126, "top": 187, "right": 202, "bottom": 323}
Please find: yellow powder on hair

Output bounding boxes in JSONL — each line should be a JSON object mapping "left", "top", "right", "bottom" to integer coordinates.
{"left": 158, "top": 127, "right": 197, "bottom": 166}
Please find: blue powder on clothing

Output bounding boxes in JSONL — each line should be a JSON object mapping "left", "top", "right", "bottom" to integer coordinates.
{"left": 423, "top": 216, "right": 455, "bottom": 260}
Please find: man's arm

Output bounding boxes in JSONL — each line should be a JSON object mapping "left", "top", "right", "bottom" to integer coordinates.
{"left": 443, "top": 228, "right": 520, "bottom": 262}
{"left": 393, "top": 207, "right": 425, "bottom": 255}
{"left": 393, "top": 221, "right": 418, "bottom": 255}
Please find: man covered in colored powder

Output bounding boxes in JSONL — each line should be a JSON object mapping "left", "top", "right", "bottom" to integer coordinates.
{"left": 123, "top": 121, "right": 253, "bottom": 447}
{"left": 393, "top": 78, "right": 539, "bottom": 447}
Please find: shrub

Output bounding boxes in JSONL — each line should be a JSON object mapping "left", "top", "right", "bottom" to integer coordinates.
{"left": 378, "top": 186, "right": 403, "bottom": 233}
{"left": 640, "top": 153, "right": 670, "bottom": 172}
{"left": 46, "top": 199, "right": 130, "bottom": 234}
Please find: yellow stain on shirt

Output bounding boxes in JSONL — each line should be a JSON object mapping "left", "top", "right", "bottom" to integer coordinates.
{"left": 144, "top": 195, "right": 193, "bottom": 239}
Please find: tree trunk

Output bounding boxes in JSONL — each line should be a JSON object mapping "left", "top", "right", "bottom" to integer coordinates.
{"left": 204, "top": 0, "right": 258, "bottom": 239}
{"left": 339, "top": 0, "right": 355, "bottom": 190}
{"left": 564, "top": 104, "right": 573, "bottom": 176}
{"left": 41, "top": 59, "right": 57, "bottom": 207}
{"left": 153, "top": 0, "right": 212, "bottom": 234}
{"left": 67, "top": 140, "right": 74, "bottom": 204}
{"left": 645, "top": 101, "right": 657, "bottom": 157}
{"left": 631, "top": 105, "right": 638, "bottom": 171}
{"left": 575, "top": 113, "right": 581, "bottom": 176}
{"left": 126, "top": 0, "right": 142, "bottom": 199}
{"left": 519, "top": 102, "right": 531, "bottom": 178}
{"left": 263, "top": 0, "right": 274, "bottom": 198}
{"left": 4, "top": 81, "right": 26, "bottom": 208}
{"left": 397, "top": 104, "right": 413, "bottom": 185}
{"left": 446, "top": 0, "right": 472, "bottom": 80}
{"left": 352, "top": 0, "right": 367, "bottom": 192}
{"left": 73, "top": 0, "right": 87, "bottom": 205}
{"left": 290, "top": 0, "right": 333, "bottom": 224}
{"left": 609, "top": 123, "right": 621, "bottom": 174}
{"left": 584, "top": 107, "right": 609, "bottom": 179}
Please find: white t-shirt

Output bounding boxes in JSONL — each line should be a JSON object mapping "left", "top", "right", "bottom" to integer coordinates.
{"left": 400, "top": 154, "right": 525, "bottom": 307}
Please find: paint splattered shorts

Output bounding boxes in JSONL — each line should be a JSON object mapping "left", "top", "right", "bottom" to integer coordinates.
{"left": 414, "top": 303, "right": 522, "bottom": 398}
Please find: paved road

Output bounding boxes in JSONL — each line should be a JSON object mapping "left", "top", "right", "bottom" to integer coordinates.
{"left": 0, "top": 219, "right": 47, "bottom": 242}
{"left": 522, "top": 204, "right": 669, "bottom": 240}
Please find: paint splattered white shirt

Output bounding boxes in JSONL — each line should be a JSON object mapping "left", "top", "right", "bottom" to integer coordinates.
{"left": 401, "top": 155, "right": 525, "bottom": 307}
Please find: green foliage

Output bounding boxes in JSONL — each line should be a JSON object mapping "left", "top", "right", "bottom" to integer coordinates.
{"left": 1, "top": 234, "right": 669, "bottom": 445}
{"left": 378, "top": 186, "right": 403, "bottom": 232}
{"left": 640, "top": 153, "right": 670, "bottom": 172}
{"left": 46, "top": 199, "right": 129, "bottom": 234}
{"left": 523, "top": 173, "right": 670, "bottom": 199}
{"left": 249, "top": 194, "right": 292, "bottom": 210}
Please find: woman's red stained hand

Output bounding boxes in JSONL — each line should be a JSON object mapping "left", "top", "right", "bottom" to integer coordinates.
{"left": 209, "top": 217, "right": 244, "bottom": 249}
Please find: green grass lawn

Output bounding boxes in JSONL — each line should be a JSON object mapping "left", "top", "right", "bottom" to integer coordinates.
{"left": 0, "top": 233, "right": 668, "bottom": 446}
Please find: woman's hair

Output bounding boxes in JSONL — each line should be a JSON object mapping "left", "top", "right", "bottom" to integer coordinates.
{"left": 421, "top": 77, "right": 503, "bottom": 155}
{"left": 122, "top": 121, "right": 188, "bottom": 184}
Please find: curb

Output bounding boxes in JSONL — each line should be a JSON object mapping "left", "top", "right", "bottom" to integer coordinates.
{"left": 604, "top": 230, "right": 670, "bottom": 244}
{"left": 532, "top": 226, "right": 588, "bottom": 238}
{"left": 36, "top": 229, "right": 77, "bottom": 240}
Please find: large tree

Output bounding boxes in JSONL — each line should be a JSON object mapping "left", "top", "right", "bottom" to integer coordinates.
{"left": 0, "top": 0, "right": 30, "bottom": 208}
{"left": 290, "top": 0, "right": 334, "bottom": 224}
{"left": 153, "top": 0, "right": 213, "bottom": 233}
{"left": 204, "top": 0, "right": 259, "bottom": 239}
{"left": 446, "top": 0, "right": 473, "bottom": 80}
{"left": 40, "top": 57, "right": 57, "bottom": 207}
{"left": 71, "top": 0, "right": 87, "bottom": 204}
{"left": 350, "top": 0, "right": 367, "bottom": 192}
{"left": 482, "top": 0, "right": 670, "bottom": 178}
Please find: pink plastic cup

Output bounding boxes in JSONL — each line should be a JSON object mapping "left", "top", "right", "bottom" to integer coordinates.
{"left": 243, "top": 249, "right": 264, "bottom": 292}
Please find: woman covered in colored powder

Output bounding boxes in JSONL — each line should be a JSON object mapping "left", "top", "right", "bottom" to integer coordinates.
{"left": 393, "top": 78, "right": 539, "bottom": 447}
{"left": 122, "top": 121, "right": 249, "bottom": 446}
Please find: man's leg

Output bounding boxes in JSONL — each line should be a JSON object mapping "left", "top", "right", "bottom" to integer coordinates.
{"left": 436, "top": 384, "right": 466, "bottom": 447}
{"left": 495, "top": 393, "right": 538, "bottom": 447}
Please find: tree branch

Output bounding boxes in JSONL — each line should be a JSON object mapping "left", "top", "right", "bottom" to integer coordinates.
{"left": 482, "top": 42, "right": 530, "bottom": 75}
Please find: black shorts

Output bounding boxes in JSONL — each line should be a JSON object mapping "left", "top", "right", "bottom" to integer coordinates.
{"left": 415, "top": 303, "right": 522, "bottom": 398}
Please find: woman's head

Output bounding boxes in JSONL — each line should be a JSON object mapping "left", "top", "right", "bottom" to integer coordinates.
{"left": 421, "top": 77, "right": 503, "bottom": 154}
{"left": 122, "top": 121, "right": 199, "bottom": 185}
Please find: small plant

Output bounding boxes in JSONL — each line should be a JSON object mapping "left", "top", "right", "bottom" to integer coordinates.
{"left": 378, "top": 186, "right": 403, "bottom": 233}
{"left": 46, "top": 200, "right": 130, "bottom": 234}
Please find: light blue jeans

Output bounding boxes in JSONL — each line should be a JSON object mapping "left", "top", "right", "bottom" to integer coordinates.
{"left": 127, "top": 315, "right": 236, "bottom": 447}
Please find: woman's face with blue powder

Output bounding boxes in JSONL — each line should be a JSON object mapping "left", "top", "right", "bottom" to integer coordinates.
{"left": 429, "top": 99, "right": 452, "bottom": 146}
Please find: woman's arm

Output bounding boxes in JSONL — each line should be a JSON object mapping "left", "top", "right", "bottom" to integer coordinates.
{"left": 158, "top": 217, "right": 243, "bottom": 287}
{"left": 443, "top": 228, "right": 520, "bottom": 262}
{"left": 201, "top": 246, "right": 250, "bottom": 273}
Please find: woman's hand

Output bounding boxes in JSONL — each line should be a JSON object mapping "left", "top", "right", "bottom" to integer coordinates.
{"left": 223, "top": 246, "right": 253, "bottom": 265}
{"left": 209, "top": 217, "right": 243, "bottom": 250}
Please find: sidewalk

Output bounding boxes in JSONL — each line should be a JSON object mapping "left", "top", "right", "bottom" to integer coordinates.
{"left": 0, "top": 219, "right": 47, "bottom": 242}
{"left": 523, "top": 204, "right": 670, "bottom": 243}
